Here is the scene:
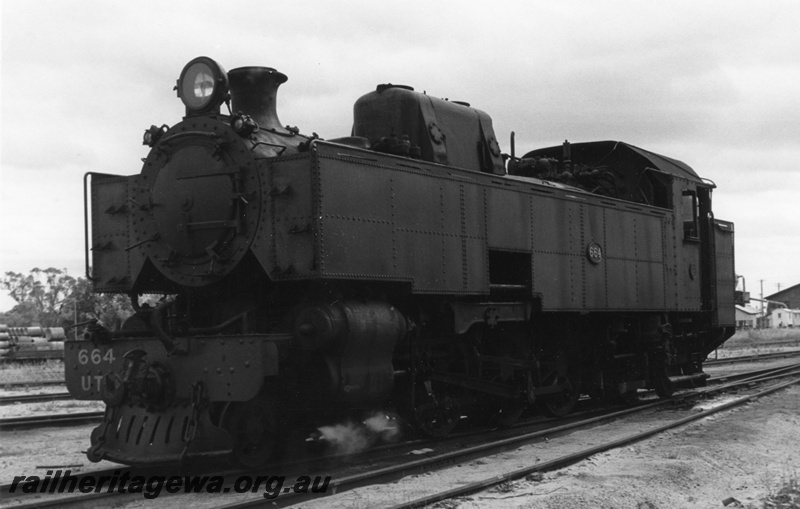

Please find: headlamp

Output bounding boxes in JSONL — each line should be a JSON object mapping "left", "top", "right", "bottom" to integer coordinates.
{"left": 142, "top": 124, "right": 168, "bottom": 147}
{"left": 176, "top": 57, "right": 228, "bottom": 115}
{"left": 230, "top": 113, "right": 259, "bottom": 135}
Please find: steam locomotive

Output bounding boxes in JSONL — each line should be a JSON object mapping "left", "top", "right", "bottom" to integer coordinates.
{"left": 66, "top": 56, "right": 735, "bottom": 467}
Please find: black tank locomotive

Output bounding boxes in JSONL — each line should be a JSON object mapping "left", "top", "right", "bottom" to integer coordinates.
{"left": 67, "top": 57, "right": 736, "bottom": 466}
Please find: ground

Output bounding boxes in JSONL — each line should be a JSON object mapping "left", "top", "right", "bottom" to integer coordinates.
{"left": 450, "top": 385, "right": 800, "bottom": 509}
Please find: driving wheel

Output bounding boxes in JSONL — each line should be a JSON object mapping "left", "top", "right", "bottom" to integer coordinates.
{"left": 397, "top": 376, "right": 459, "bottom": 438}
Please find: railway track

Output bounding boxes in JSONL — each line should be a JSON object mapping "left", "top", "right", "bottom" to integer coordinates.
{"left": 4, "top": 362, "right": 799, "bottom": 508}
{"left": 707, "top": 362, "right": 800, "bottom": 385}
{"left": 0, "top": 379, "right": 64, "bottom": 388}
{"left": 0, "top": 392, "right": 72, "bottom": 406}
{"left": 705, "top": 349, "right": 800, "bottom": 365}
{"left": 721, "top": 338, "right": 800, "bottom": 350}
{"left": 0, "top": 411, "right": 103, "bottom": 430}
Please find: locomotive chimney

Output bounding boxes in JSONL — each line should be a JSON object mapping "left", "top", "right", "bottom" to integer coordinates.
{"left": 228, "top": 66, "right": 288, "bottom": 131}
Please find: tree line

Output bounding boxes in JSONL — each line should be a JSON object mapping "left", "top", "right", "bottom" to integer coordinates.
{"left": 1, "top": 268, "right": 134, "bottom": 333}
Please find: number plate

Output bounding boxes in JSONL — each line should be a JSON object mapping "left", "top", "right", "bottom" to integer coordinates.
{"left": 64, "top": 342, "right": 119, "bottom": 398}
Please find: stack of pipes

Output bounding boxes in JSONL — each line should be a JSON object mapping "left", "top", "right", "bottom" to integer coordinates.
{"left": 0, "top": 324, "right": 66, "bottom": 358}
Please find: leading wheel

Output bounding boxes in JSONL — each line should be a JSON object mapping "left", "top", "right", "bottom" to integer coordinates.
{"left": 221, "top": 394, "right": 282, "bottom": 468}
{"left": 413, "top": 395, "right": 459, "bottom": 437}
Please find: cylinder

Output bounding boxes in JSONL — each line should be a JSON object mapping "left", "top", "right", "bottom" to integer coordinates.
{"left": 294, "top": 300, "right": 407, "bottom": 407}
{"left": 294, "top": 303, "right": 348, "bottom": 351}
{"left": 294, "top": 301, "right": 407, "bottom": 352}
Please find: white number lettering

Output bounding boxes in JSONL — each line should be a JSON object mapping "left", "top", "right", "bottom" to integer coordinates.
{"left": 78, "top": 348, "right": 115, "bottom": 365}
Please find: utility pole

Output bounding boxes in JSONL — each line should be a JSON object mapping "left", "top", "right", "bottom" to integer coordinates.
{"left": 760, "top": 279, "right": 764, "bottom": 328}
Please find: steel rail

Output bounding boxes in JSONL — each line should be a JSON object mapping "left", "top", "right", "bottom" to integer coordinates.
{"left": 0, "top": 411, "right": 103, "bottom": 430}
{"left": 0, "top": 380, "right": 64, "bottom": 388}
{"left": 0, "top": 392, "right": 73, "bottom": 406}
{"left": 707, "top": 361, "right": 800, "bottom": 385}
{"left": 719, "top": 338, "right": 800, "bottom": 350}
{"left": 706, "top": 349, "right": 800, "bottom": 366}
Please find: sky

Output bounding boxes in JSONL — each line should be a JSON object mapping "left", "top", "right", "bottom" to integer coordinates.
{"left": 1, "top": 0, "right": 799, "bottom": 311}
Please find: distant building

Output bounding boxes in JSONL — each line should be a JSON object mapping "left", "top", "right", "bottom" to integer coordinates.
{"left": 765, "top": 283, "right": 800, "bottom": 313}
{"left": 735, "top": 305, "right": 759, "bottom": 329}
{"left": 770, "top": 308, "right": 800, "bottom": 328}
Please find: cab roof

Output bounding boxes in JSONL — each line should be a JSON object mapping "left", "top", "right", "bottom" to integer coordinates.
{"left": 523, "top": 140, "right": 706, "bottom": 185}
